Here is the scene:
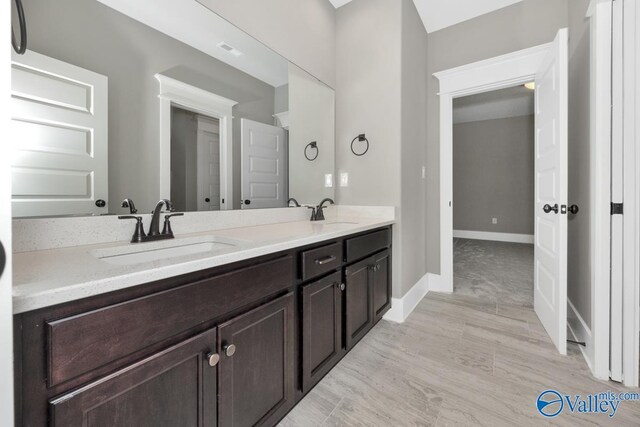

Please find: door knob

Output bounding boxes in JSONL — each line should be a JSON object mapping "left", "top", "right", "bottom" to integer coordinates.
{"left": 568, "top": 204, "right": 579, "bottom": 215}
{"left": 206, "top": 352, "right": 220, "bottom": 367}
{"left": 543, "top": 204, "right": 559, "bottom": 214}
{"left": 223, "top": 343, "right": 236, "bottom": 357}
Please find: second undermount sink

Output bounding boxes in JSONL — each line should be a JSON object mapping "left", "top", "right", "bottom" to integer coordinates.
{"left": 91, "top": 236, "right": 242, "bottom": 266}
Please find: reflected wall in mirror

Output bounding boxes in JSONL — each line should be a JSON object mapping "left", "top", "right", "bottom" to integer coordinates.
{"left": 10, "top": 0, "right": 335, "bottom": 218}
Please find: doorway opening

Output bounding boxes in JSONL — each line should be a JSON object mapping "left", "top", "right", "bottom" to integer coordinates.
{"left": 452, "top": 85, "right": 536, "bottom": 309}
{"left": 434, "top": 31, "right": 575, "bottom": 357}
{"left": 170, "top": 107, "right": 222, "bottom": 212}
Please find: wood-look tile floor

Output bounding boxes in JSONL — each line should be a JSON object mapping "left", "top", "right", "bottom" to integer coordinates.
{"left": 280, "top": 239, "right": 640, "bottom": 426}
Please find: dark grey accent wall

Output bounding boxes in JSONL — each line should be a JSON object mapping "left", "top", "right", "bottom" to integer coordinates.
{"left": 453, "top": 116, "right": 535, "bottom": 235}
{"left": 567, "top": 0, "right": 592, "bottom": 327}
{"left": 24, "top": 0, "right": 274, "bottom": 214}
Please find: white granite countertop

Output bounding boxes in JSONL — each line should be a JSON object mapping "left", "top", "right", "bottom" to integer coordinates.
{"left": 13, "top": 217, "right": 394, "bottom": 314}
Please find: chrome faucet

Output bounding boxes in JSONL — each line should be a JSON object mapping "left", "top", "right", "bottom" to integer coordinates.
{"left": 118, "top": 199, "right": 183, "bottom": 243}
{"left": 310, "top": 198, "right": 335, "bottom": 221}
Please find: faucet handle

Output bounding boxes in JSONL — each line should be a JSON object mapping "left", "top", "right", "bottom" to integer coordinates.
{"left": 118, "top": 215, "right": 142, "bottom": 222}
{"left": 118, "top": 216, "right": 147, "bottom": 243}
{"left": 306, "top": 206, "right": 317, "bottom": 221}
{"left": 162, "top": 212, "right": 183, "bottom": 236}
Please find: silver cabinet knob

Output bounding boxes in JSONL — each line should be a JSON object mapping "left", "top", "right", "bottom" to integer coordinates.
{"left": 223, "top": 343, "right": 236, "bottom": 357}
{"left": 206, "top": 352, "right": 220, "bottom": 367}
{"left": 339, "top": 283, "right": 346, "bottom": 291}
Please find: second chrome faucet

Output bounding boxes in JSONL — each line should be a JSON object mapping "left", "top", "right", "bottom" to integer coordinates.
{"left": 119, "top": 199, "right": 183, "bottom": 243}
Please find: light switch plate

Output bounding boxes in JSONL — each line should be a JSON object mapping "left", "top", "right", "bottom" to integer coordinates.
{"left": 325, "top": 174, "right": 333, "bottom": 188}
{"left": 340, "top": 173, "right": 349, "bottom": 187}
{"left": 492, "top": 218, "right": 498, "bottom": 224}
{"left": 422, "top": 166, "right": 426, "bottom": 179}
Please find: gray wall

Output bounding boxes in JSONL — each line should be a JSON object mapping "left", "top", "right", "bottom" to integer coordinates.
{"left": 426, "top": 0, "right": 570, "bottom": 273}
{"left": 336, "top": 0, "right": 428, "bottom": 298}
{"left": 453, "top": 116, "right": 535, "bottom": 235}
{"left": 197, "top": 0, "right": 336, "bottom": 88}
{"left": 25, "top": 0, "right": 274, "bottom": 214}
{"left": 567, "top": 0, "right": 592, "bottom": 327}
{"left": 400, "top": 0, "right": 429, "bottom": 296}
{"left": 336, "top": 0, "right": 403, "bottom": 296}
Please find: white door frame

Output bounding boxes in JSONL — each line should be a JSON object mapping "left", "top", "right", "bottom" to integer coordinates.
{"left": 434, "top": 35, "right": 611, "bottom": 378}
{"left": 0, "top": 8, "right": 14, "bottom": 422}
{"left": 433, "top": 43, "right": 551, "bottom": 291}
{"left": 620, "top": 0, "right": 640, "bottom": 388}
{"left": 155, "top": 74, "right": 237, "bottom": 210}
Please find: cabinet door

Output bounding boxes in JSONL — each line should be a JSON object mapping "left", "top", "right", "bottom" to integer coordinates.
{"left": 372, "top": 249, "right": 391, "bottom": 321}
{"left": 49, "top": 328, "right": 218, "bottom": 427}
{"left": 301, "top": 272, "right": 343, "bottom": 393}
{"left": 218, "top": 293, "right": 295, "bottom": 427}
{"left": 345, "top": 257, "right": 374, "bottom": 350}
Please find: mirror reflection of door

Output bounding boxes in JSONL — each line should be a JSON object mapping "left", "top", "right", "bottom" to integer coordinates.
{"left": 241, "top": 118, "right": 288, "bottom": 210}
{"left": 171, "top": 107, "right": 222, "bottom": 212}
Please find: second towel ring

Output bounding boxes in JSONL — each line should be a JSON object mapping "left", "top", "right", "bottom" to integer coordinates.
{"left": 305, "top": 141, "right": 319, "bottom": 161}
{"left": 351, "top": 134, "right": 369, "bottom": 156}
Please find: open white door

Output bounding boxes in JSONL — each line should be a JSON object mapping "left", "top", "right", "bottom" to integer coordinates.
{"left": 240, "top": 118, "right": 287, "bottom": 209}
{"left": 534, "top": 29, "right": 569, "bottom": 355}
{"left": 11, "top": 50, "right": 108, "bottom": 217}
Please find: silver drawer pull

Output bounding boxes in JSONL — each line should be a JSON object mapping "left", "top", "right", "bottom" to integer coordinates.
{"left": 315, "top": 255, "right": 337, "bottom": 265}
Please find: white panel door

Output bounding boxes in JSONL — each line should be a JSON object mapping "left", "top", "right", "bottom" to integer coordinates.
{"left": 11, "top": 50, "right": 108, "bottom": 217}
{"left": 534, "top": 29, "right": 569, "bottom": 355}
{"left": 240, "top": 118, "right": 287, "bottom": 209}
{"left": 196, "top": 116, "right": 221, "bottom": 211}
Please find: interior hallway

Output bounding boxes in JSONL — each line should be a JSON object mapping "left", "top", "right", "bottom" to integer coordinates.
{"left": 280, "top": 240, "right": 640, "bottom": 426}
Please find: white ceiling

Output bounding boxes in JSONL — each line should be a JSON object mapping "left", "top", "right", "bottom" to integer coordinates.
{"left": 97, "top": 0, "right": 289, "bottom": 87}
{"left": 453, "top": 85, "right": 534, "bottom": 124}
{"left": 330, "top": 0, "right": 523, "bottom": 33}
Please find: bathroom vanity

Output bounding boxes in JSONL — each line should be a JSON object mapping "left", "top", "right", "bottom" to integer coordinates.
{"left": 12, "top": 218, "right": 393, "bottom": 426}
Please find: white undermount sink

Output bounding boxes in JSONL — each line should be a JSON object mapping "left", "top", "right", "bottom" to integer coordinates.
{"left": 91, "top": 236, "right": 242, "bottom": 266}
{"left": 322, "top": 221, "right": 359, "bottom": 226}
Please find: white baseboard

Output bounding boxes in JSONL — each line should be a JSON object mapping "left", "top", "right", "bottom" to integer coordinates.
{"left": 567, "top": 299, "right": 596, "bottom": 375}
{"left": 384, "top": 273, "right": 429, "bottom": 323}
{"left": 453, "top": 230, "right": 534, "bottom": 244}
{"left": 426, "top": 273, "right": 452, "bottom": 293}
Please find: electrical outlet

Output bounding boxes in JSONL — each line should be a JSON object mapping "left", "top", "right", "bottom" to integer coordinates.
{"left": 492, "top": 218, "right": 498, "bottom": 225}
{"left": 340, "top": 172, "right": 349, "bottom": 187}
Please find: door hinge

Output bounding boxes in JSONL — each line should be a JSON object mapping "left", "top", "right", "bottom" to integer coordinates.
{"left": 611, "top": 203, "right": 624, "bottom": 215}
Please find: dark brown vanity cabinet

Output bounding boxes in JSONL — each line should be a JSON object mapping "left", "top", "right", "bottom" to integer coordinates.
{"left": 218, "top": 293, "right": 295, "bottom": 427}
{"left": 301, "top": 272, "right": 343, "bottom": 393}
{"left": 49, "top": 328, "right": 219, "bottom": 427}
{"left": 345, "top": 249, "right": 391, "bottom": 350}
{"left": 14, "top": 226, "right": 392, "bottom": 427}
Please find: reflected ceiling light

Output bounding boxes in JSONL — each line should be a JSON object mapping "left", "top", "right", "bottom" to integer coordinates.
{"left": 524, "top": 82, "right": 536, "bottom": 90}
{"left": 217, "top": 42, "right": 243, "bottom": 57}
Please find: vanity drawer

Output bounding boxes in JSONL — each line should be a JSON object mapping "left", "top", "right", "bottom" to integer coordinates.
{"left": 345, "top": 229, "right": 390, "bottom": 263}
{"left": 46, "top": 256, "right": 293, "bottom": 387}
{"left": 301, "top": 242, "right": 342, "bottom": 281}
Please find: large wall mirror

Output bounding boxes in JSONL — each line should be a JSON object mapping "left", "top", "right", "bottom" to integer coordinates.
{"left": 10, "top": 0, "right": 335, "bottom": 218}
